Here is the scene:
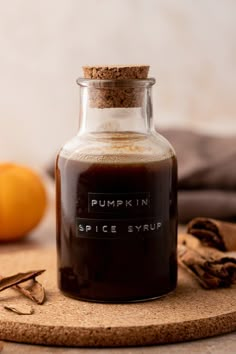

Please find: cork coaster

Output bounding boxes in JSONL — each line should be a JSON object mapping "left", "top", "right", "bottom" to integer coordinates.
{"left": 0, "top": 248, "right": 236, "bottom": 347}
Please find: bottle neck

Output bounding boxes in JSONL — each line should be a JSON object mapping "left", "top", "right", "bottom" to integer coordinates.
{"left": 77, "top": 81, "right": 155, "bottom": 135}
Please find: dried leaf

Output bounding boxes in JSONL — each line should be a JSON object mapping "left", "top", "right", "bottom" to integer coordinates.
{"left": 15, "top": 279, "right": 46, "bottom": 304}
{"left": 0, "top": 270, "right": 45, "bottom": 292}
{"left": 3, "top": 304, "right": 34, "bottom": 315}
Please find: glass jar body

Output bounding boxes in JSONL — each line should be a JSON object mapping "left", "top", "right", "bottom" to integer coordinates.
{"left": 56, "top": 130, "right": 177, "bottom": 302}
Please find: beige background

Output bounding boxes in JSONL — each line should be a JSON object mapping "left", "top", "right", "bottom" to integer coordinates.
{"left": 0, "top": 0, "right": 235, "bottom": 167}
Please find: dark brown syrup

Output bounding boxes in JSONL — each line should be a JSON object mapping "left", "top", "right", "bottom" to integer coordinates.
{"left": 56, "top": 154, "right": 177, "bottom": 302}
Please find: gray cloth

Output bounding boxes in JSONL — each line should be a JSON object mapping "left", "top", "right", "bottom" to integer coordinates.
{"left": 160, "top": 129, "right": 236, "bottom": 223}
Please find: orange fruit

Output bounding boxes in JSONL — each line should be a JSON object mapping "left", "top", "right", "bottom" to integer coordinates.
{"left": 0, "top": 163, "right": 47, "bottom": 241}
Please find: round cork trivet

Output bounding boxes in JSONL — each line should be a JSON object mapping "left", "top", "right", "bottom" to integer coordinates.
{"left": 0, "top": 248, "right": 236, "bottom": 347}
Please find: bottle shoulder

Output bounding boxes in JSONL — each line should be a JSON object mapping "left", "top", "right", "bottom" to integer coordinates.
{"left": 58, "top": 131, "right": 176, "bottom": 164}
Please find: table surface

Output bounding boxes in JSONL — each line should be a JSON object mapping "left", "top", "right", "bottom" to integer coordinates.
{"left": 1, "top": 180, "right": 236, "bottom": 354}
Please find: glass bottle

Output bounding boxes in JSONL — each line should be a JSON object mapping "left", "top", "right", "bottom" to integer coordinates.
{"left": 56, "top": 72, "right": 178, "bottom": 302}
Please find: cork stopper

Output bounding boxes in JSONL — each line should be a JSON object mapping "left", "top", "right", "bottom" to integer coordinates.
{"left": 83, "top": 65, "right": 149, "bottom": 80}
{"left": 81, "top": 65, "right": 150, "bottom": 108}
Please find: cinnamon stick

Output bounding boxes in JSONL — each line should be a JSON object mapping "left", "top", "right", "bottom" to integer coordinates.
{"left": 187, "top": 217, "right": 236, "bottom": 251}
{"left": 178, "top": 233, "right": 236, "bottom": 289}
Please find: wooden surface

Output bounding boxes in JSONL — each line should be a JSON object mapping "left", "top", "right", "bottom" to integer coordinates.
{"left": 0, "top": 248, "right": 236, "bottom": 347}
